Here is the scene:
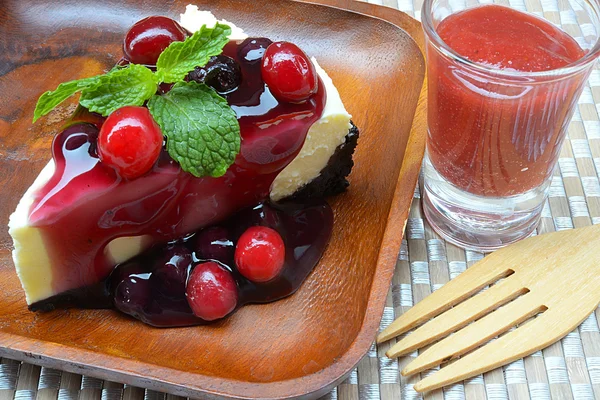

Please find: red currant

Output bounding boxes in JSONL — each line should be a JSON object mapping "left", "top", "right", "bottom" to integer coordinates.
{"left": 234, "top": 226, "right": 285, "bottom": 283}
{"left": 186, "top": 261, "right": 238, "bottom": 321}
{"left": 123, "top": 16, "right": 187, "bottom": 65}
{"left": 97, "top": 106, "right": 163, "bottom": 179}
{"left": 261, "top": 42, "right": 318, "bottom": 103}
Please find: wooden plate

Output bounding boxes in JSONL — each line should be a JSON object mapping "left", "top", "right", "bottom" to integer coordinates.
{"left": 0, "top": 0, "right": 426, "bottom": 398}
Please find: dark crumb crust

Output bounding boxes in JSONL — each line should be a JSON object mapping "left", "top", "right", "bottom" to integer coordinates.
{"left": 281, "top": 121, "right": 359, "bottom": 202}
{"left": 29, "top": 281, "right": 112, "bottom": 312}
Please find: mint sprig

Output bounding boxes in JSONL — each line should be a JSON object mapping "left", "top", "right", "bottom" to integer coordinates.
{"left": 33, "top": 22, "right": 240, "bottom": 178}
{"left": 33, "top": 77, "right": 99, "bottom": 122}
{"left": 79, "top": 64, "right": 157, "bottom": 116}
{"left": 156, "top": 23, "right": 232, "bottom": 83}
{"left": 148, "top": 82, "right": 240, "bottom": 177}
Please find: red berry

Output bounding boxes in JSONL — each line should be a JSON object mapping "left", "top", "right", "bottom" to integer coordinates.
{"left": 123, "top": 16, "right": 187, "bottom": 65}
{"left": 261, "top": 42, "right": 318, "bottom": 103}
{"left": 234, "top": 226, "right": 285, "bottom": 283}
{"left": 186, "top": 261, "right": 238, "bottom": 321}
{"left": 97, "top": 106, "right": 163, "bottom": 179}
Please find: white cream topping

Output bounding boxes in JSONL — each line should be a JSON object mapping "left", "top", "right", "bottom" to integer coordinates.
{"left": 179, "top": 5, "right": 248, "bottom": 41}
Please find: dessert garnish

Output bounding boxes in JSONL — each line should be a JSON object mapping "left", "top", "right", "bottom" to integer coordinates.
{"left": 34, "top": 20, "right": 240, "bottom": 178}
{"left": 9, "top": 6, "right": 359, "bottom": 327}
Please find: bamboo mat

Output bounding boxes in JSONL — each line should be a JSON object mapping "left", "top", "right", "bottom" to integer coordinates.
{"left": 3, "top": 0, "right": 600, "bottom": 399}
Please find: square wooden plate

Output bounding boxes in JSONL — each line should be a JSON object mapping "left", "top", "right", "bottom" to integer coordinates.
{"left": 0, "top": 0, "right": 426, "bottom": 398}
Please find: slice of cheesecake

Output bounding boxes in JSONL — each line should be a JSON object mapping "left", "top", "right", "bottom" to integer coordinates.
{"left": 9, "top": 8, "right": 358, "bottom": 309}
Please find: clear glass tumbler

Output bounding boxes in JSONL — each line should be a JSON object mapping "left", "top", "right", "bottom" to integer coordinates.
{"left": 422, "top": 0, "right": 600, "bottom": 251}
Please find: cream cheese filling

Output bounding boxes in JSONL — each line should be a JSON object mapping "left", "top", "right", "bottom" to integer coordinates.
{"left": 269, "top": 58, "right": 352, "bottom": 201}
{"left": 8, "top": 161, "right": 56, "bottom": 304}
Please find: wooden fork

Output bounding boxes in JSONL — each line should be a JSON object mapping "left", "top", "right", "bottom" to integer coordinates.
{"left": 377, "top": 224, "right": 600, "bottom": 393}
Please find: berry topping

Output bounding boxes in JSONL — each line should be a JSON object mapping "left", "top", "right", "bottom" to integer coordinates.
{"left": 158, "top": 82, "right": 174, "bottom": 95}
{"left": 187, "top": 55, "right": 241, "bottom": 94}
{"left": 238, "top": 37, "right": 273, "bottom": 63}
{"left": 261, "top": 41, "right": 318, "bottom": 103}
{"left": 113, "top": 260, "right": 152, "bottom": 316}
{"left": 151, "top": 245, "right": 192, "bottom": 297}
{"left": 123, "top": 16, "right": 188, "bottom": 65}
{"left": 193, "top": 226, "right": 235, "bottom": 264}
{"left": 186, "top": 261, "right": 238, "bottom": 321}
{"left": 234, "top": 226, "right": 285, "bottom": 283}
{"left": 57, "top": 123, "right": 99, "bottom": 158}
{"left": 97, "top": 106, "right": 163, "bottom": 179}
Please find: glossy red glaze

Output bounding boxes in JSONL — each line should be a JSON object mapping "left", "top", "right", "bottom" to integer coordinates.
{"left": 186, "top": 261, "right": 238, "bottom": 321}
{"left": 262, "top": 42, "right": 318, "bottom": 102}
{"left": 235, "top": 226, "right": 285, "bottom": 283}
{"left": 123, "top": 16, "right": 187, "bottom": 65}
{"left": 109, "top": 201, "right": 333, "bottom": 327}
{"left": 98, "top": 106, "right": 163, "bottom": 179}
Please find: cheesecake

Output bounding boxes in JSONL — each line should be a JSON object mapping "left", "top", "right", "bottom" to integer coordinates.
{"left": 8, "top": 7, "right": 358, "bottom": 325}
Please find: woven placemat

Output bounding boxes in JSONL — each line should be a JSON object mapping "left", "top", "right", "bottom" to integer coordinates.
{"left": 3, "top": 1, "right": 600, "bottom": 399}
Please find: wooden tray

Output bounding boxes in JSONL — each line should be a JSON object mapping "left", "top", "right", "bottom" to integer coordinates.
{"left": 0, "top": 0, "right": 426, "bottom": 398}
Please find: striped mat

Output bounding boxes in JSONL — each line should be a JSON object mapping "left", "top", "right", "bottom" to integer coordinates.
{"left": 2, "top": 0, "right": 600, "bottom": 399}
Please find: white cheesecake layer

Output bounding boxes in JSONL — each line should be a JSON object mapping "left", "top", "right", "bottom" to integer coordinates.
{"left": 270, "top": 58, "right": 352, "bottom": 201}
{"left": 9, "top": 7, "right": 352, "bottom": 305}
{"left": 8, "top": 160, "right": 154, "bottom": 304}
{"left": 103, "top": 235, "right": 152, "bottom": 265}
{"left": 8, "top": 161, "right": 56, "bottom": 304}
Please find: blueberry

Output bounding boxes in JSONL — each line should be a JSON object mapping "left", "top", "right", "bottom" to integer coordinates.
{"left": 187, "top": 55, "right": 241, "bottom": 93}
{"left": 238, "top": 37, "right": 273, "bottom": 63}
{"left": 112, "top": 261, "right": 152, "bottom": 315}
{"left": 158, "top": 82, "right": 174, "bottom": 95}
{"left": 193, "top": 226, "right": 235, "bottom": 264}
{"left": 246, "top": 203, "right": 280, "bottom": 228}
{"left": 150, "top": 244, "right": 192, "bottom": 297}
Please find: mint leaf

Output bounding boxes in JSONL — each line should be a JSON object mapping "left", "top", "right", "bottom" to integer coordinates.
{"left": 108, "top": 63, "right": 129, "bottom": 73}
{"left": 33, "top": 77, "right": 99, "bottom": 122}
{"left": 156, "top": 23, "right": 231, "bottom": 83}
{"left": 79, "top": 64, "right": 157, "bottom": 116}
{"left": 147, "top": 81, "right": 240, "bottom": 177}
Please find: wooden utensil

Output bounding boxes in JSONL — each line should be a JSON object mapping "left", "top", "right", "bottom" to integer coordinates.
{"left": 377, "top": 224, "right": 600, "bottom": 393}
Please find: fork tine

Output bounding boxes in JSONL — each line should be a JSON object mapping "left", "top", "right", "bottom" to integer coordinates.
{"left": 402, "top": 293, "right": 542, "bottom": 376}
{"left": 386, "top": 277, "right": 526, "bottom": 358}
{"left": 412, "top": 307, "right": 583, "bottom": 392}
{"left": 377, "top": 258, "right": 513, "bottom": 343}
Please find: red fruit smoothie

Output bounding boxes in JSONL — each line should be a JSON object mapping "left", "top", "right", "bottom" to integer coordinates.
{"left": 427, "top": 5, "right": 587, "bottom": 196}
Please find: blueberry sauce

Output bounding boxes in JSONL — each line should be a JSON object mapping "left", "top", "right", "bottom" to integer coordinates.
{"left": 111, "top": 201, "right": 333, "bottom": 327}
{"left": 26, "top": 37, "right": 327, "bottom": 307}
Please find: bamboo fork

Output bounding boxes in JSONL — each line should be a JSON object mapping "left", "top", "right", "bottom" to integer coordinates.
{"left": 377, "top": 224, "right": 600, "bottom": 392}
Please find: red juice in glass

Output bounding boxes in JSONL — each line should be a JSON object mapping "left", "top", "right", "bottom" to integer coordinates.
{"left": 421, "top": 2, "right": 600, "bottom": 250}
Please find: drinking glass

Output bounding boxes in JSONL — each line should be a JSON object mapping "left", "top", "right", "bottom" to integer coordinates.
{"left": 421, "top": 0, "right": 600, "bottom": 251}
